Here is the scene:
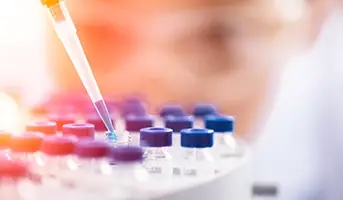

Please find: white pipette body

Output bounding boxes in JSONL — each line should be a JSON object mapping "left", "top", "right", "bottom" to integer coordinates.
{"left": 43, "top": 1, "right": 116, "bottom": 138}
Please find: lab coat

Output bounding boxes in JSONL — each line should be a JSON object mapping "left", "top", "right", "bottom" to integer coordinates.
{"left": 253, "top": 9, "right": 343, "bottom": 200}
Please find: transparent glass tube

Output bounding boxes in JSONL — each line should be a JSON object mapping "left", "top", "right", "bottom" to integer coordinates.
{"left": 143, "top": 147, "right": 173, "bottom": 177}
{"left": 181, "top": 148, "right": 215, "bottom": 177}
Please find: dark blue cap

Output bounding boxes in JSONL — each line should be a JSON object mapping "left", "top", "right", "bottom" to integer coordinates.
{"left": 9, "top": 134, "right": 43, "bottom": 153}
{"left": 205, "top": 115, "right": 235, "bottom": 132}
{"left": 0, "top": 131, "right": 13, "bottom": 148}
{"left": 109, "top": 146, "right": 144, "bottom": 163}
{"left": 140, "top": 127, "right": 172, "bottom": 147}
{"left": 192, "top": 104, "right": 217, "bottom": 117}
{"left": 41, "top": 136, "right": 75, "bottom": 156}
{"left": 0, "top": 159, "right": 28, "bottom": 178}
{"left": 26, "top": 121, "right": 57, "bottom": 135}
{"left": 125, "top": 115, "right": 154, "bottom": 132}
{"left": 159, "top": 105, "right": 185, "bottom": 117}
{"left": 85, "top": 114, "right": 115, "bottom": 131}
{"left": 48, "top": 114, "right": 76, "bottom": 131}
{"left": 74, "top": 140, "right": 109, "bottom": 158}
{"left": 181, "top": 128, "right": 214, "bottom": 148}
{"left": 165, "top": 115, "right": 194, "bottom": 132}
{"left": 62, "top": 123, "right": 95, "bottom": 138}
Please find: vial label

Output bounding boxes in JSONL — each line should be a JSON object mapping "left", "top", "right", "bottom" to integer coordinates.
{"left": 146, "top": 166, "right": 162, "bottom": 174}
{"left": 173, "top": 168, "right": 181, "bottom": 176}
{"left": 184, "top": 169, "right": 197, "bottom": 177}
{"left": 220, "top": 153, "right": 234, "bottom": 158}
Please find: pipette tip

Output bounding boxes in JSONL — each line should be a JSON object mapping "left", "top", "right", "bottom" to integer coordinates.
{"left": 105, "top": 131, "right": 117, "bottom": 142}
{"left": 94, "top": 99, "right": 117, "bottom": 141}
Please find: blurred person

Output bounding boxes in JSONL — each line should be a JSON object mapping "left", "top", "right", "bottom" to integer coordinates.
{"left": 45, "top": 0, "right": 339, "bottom": 140}
{"left": 42, "top": 1, "right": 343, "bottom": 200}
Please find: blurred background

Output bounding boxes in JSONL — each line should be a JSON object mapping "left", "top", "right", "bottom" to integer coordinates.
{"left": 0, "top": 0, "right": 343, "bottom": 199}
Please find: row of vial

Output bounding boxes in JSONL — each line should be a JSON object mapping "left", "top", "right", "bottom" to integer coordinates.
{"left": 0, "top": 126, "right": 240, "bottom": 200}
{"left": 42, "top": 103, "right": 219, "bottom": 132}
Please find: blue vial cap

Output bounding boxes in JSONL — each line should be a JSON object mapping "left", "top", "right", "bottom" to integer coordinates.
{"left": 159, "top": 105, "right": 185, "bottom": 117}
{"left": 109, "top": 146, "right": 144, "bottom": 163}
{"left": 62, "top": 123, "right": 95, "bottom": 139}
{"left": 9, "top": 134, "right": 43, "bottom": 153}
{"left": 26, "top": 121, "right": 57, "bottom": 135}
{"left": 125, "top": 115, "right": 154, "bottom": 132}
{"left": 181, "top": 128, "right": 214, "bottom": 148}
{"left": 48, "top": 114, "right": 76, "bottom": 131}
{"left": 192, "top": 103, "right": 217, "bottom": 117}
{"left": 0, "top": 131, "right": 13, "bottom": 148}
{"left": 0, "top": 159, "right": 28, "bottom": 178}
{"left": 41, "top": 136, "right": 75, "bottom": 156}
{"left": 165, "top": 115, "right": 194, "bottom": 132}
{"left": 205, "top": 115, "right": 235, "bottom": 132}
{"left": 140, "top": 127, "right": 173, "bottom": 147}
{"left": 85, "top": 114, "right": 115, "bottom": 131}
{"left": 74, "top": 140, "right": 110, "bottom": 158}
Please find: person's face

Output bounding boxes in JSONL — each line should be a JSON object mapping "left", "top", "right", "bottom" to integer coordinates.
{"left": 47, "top": 0, "right": 335, "bottom": 139}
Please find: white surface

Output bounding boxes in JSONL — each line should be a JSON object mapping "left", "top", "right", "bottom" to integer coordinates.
{"left": 253, "top": 9, "right": 343, "bottom": 200}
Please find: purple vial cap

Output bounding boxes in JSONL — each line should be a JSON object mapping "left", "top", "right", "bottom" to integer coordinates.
{"left": 62, "top": 123, "right": 95, "bottom": 139}
{"left": 192, "top": 103, "right": 217, "bottom": 117}
{"left": 0, "top": 159, "right": 28, "bottom": 178}
{"left": 26, "top": 121, "right": 57, "bottom": 135}
{"left": 48, "top": 114, "right": 76, "bottom": 131}
{"left": 9, "top": 134, "right": 43, "bottom": 153}
{"left": 0, "top": 131, "right": 13, "bottom": 149}
{"left": 140, "top": 127, "right": 173, "bottom": 147}
{"left": 121, "top": 101, "right": 147, "bottom": 117}
{"left": 41, "top": 136, "right": 75, "bottom": 156}
{"left": 74, "top": 139, "right": 110, "bottom": 158}
{"left": 85, "top": 114, "right": 115, "bottom": 131}
{"left": 159, "top": 104, "right": 185, "bottom": 117}
{"left": 165, "top": 115, "right": 194, "bottom": 132}
{"left": 125, "top": 115, "right": 154, "bottom": 132}
{"left": 109, "top": 146, "right": 144, "bottom": 163}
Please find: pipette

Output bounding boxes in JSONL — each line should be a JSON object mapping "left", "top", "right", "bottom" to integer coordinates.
{"left": 40, "top": 0, "right": 117, "bottom": 140}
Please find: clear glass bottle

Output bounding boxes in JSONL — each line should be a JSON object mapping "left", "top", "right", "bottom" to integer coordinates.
{"left": 36, "top": 135, "right": 77, "bottom": 196}
{"left": 140, "top": 127, "right": 173, "bottom": 184}
{"left": 106, "top": 146, "right": 150, "bottom": 200}
{"left": 179, "top": 128, "right": 215, "bottom": 177}
{"left": 8, "top": 133, "right": 43, "bottom": 170}
{"left": 205, "top": 115, "right": 240, "bottom": 159}
{"left": 0, "top": 158, "right": 38, "bottom": 200}
{"left": 71, "top": 139, "right": 112, "bottom": 196}
{"left": 125, "top": 114, "right": 154, "bottom": 146}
